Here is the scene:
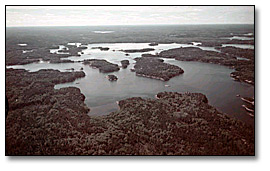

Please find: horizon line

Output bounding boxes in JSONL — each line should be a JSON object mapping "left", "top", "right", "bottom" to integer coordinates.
{"left": 6, "top": 23, "right": 254, "bottom": 28}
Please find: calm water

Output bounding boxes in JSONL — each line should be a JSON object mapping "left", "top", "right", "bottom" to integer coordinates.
{"left": 7, "top": 43, "right": 254, "bottom": 125}
{"left": 92, "top": 31, "right": 115, "bottom": 34}
{"left": 222, "top": 36, "right": 254, "bottom": 40}
{"left": 221, "top": 44, "right": 254, "bottom": 49}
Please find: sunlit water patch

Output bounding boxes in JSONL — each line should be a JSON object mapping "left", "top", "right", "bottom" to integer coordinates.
{"left": 221, "top": 44, "right": 254, "bottom": 49}
{"left": 222, "top": 36, "right": 254, "bottom": 40}
{"left": 67, "top": 42, "right": 82, "bottom": 47}
{"left": 92, "top": 31, "right": 115, "bottom": 34}
{"left": 63, "top": 42, "right": 221, "bottom": 63}
{"left": 18, "top": 43, "right": 27, "bottom": 46}
{"left": 22, "top": 50, "right": 33, "bottom": 53}
{"left": 50, "top": 45, "right": 69, "bottom": 54}
{"left": 243, "top": 33, "right": 253, "bottom": 36}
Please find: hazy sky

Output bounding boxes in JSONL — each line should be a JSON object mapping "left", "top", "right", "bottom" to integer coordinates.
{"left": 6, "top": 6, "right": 254, "bottom": 27}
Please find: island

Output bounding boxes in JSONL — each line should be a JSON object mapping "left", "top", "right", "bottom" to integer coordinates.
{"left": 133, "top": 57, "right": 184, "bottom": 81}
{"left": 149, "top": 42, "right": 158, "bottom": 46}
{"left": 121, "top": 48, "right": 155, "bottom": 53}
{"left": 91, "top": 47, "right": 110, "bottom": 51}
{"left": 120, "top": 60, "right": 130, "bottom": 69}
{"left": 107, "top": 74, "right": 118, "bottom": 81}
{"left": 83, "top": 59, "right": 120, "bottom": 73}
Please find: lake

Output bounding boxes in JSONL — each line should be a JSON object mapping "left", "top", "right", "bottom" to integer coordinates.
{"left": 7, "top": 42, "right": 254, "bottom": 126}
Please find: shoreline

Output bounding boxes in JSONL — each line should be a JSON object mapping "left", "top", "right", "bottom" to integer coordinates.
{"left": 6, "top": 25, "right": 255, "bottom": 155}
{"left": 6, "top": 62, "right": 254, "bottom": 155}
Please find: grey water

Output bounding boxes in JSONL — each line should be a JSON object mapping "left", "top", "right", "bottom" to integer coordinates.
{"left": 7, "top": 43, "right": 254, "bottom": 126}
{"left": 222, "top": 36, "right": 254, "bottom": 40}
{"left": 221, "top": 44, "right": 254, "bottom": 49}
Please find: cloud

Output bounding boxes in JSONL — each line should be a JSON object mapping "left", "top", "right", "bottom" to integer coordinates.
{"left": 6, "top": 6, "right": 254, "bottom": 27}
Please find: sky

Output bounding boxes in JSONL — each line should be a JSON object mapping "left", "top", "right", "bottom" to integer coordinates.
{"left": 6, "top": 6, "right": 254, "bottom": 27}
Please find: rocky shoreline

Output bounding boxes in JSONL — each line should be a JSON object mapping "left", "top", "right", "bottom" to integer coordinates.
{"left": 6, "top": 69, "right": 254, "bottom": 155}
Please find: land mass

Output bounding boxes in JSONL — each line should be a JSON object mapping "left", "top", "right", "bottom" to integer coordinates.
{"left": 83, "top": 59, "right": 120, "bottom": 73}
{"left": 158, "top": 47, "right": 254, "bottom": 85}
{"left": 6, "top": 25, "right": 255, "bottom": 155}
{"left": 134, "top": 57, "right": 184, "bottom": 81}
{"left": 120, "top": 60, "right": 130, "bottom": 69}
{"left": 121, "top": 48, "right": 155, "bottom": 53}
{"left": 6, "top": 68, "right": 254, "bottom": 155}
{"left": 6, "top": 44, "right": 87, "bottom": 65}
{"left": 91, "top": 47, "right": 110, "bottom": 51}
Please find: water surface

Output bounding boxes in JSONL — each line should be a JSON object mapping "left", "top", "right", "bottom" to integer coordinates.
{"left": 222, "top": 36, "right": 254, "bottom": 40}
{"left": 222, "top": 44, "right": 254, "bottom": 49}
{"left": 92, "top": 31, "right": 115, "bottom": 34}
{"left": 7, "top": 43, "right": 254, "bottom": 126}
